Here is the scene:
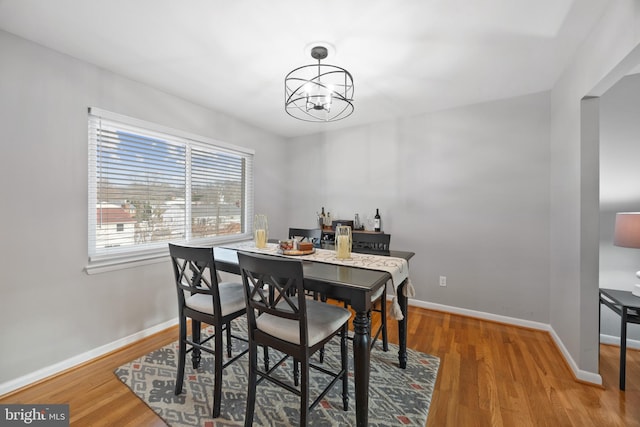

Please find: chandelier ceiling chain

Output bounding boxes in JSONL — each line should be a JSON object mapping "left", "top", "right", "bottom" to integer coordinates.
{"left": 284, "top": 45, "right": 354, "bottom": 122}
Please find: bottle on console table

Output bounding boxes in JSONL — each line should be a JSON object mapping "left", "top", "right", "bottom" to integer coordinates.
{"left": 319, "top": 207, "right": 326, "bottom": 229}
{"left": 374, "top": 208, "right": 381, "bottom": 232}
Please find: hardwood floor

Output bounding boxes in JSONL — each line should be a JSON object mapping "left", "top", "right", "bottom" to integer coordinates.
{"left": 1, "top": 306, "right": 639, "bottom": 426}
{"left": 391, "top": 309, "right": 640, "bottom": 427}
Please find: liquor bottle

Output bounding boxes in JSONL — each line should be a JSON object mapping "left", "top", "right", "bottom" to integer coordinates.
{"left": 320, "top": 207, "right": 326, "bottom": 228}
{"left": 374, "top": 209, "right": 381, "bottom": 232}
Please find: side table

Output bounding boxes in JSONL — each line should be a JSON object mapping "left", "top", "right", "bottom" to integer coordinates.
{"left": 599, "top": 288, "right": 640, "bottom": 390}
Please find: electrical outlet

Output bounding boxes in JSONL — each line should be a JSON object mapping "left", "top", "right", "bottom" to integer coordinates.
{"left": 439, "top": 276, "right": 447, "bottom": 287}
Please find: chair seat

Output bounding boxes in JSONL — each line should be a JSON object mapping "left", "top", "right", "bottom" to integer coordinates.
{"left": 185, "top": 281, "right": 245, "bottom": 317}
{"left": 257, "top": 300, "right": 351, "bottom": 347}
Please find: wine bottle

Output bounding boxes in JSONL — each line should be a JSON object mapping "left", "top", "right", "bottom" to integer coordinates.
{"left": 374, "top": 209, "right": 381, "bottom": 232}
{"left": 320, "top": 207, "right": 326, "bottom": 228}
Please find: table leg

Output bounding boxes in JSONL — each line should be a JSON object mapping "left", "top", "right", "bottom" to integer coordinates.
{"left": 397, "top": 279, "right": 409, "bottom": 369}
{"left": 598, "top": 296, "right": 602, "bottom": 375}
{"left": 192, "top": 319, "right": 201, "bottom": 369}
{"left": 353, "top": 310, "right": 371, "bottom": 427}
{"left": 621, "top": 307, "right": 627, "bottom": 390}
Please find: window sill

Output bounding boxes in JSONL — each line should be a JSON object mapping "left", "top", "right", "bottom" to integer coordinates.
{"left": 85, "top": 235, "right": 251, "bottom": 275}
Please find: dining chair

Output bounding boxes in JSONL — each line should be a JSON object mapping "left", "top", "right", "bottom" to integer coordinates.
{"left": 351, "top": 231, "right": 391, "bottom": 255}
{"left": 288, "top": 227, "right": 322, "bottom": 248}
{"left": 288, "top": 227, "right": 325, "bottom": 300}
{"left": 237, "top": 252, "right": 350, "bottom": 426}
{"left": 168, "top": 243, "right": 248, "bottom": 418}
{"left": 351, "top": 232, "right": 392, "bottom": 351}
{"left": 288, "top": 226, "right": 328, "bottom": 364}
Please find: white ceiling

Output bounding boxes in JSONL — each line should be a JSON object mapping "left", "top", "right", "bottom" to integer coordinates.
{"left": 0, "top": 0, "right": 611, "bottom": 138}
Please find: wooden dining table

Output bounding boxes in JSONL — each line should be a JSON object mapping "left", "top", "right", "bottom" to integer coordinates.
{"left": 212, "top": 244, "right": 414, "bottom": 427}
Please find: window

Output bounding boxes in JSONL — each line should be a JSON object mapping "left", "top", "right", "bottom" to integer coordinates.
{"left": 87, "top": 108, "right": 254, "bottom": 272}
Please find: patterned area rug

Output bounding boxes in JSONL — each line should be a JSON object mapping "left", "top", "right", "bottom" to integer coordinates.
{"left": 115, "top": 319, "right": 439, "bottom": 426}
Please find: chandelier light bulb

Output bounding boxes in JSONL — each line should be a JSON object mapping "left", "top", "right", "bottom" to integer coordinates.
{"left": 304, "top": 82, "right": 313, "bottom": 94}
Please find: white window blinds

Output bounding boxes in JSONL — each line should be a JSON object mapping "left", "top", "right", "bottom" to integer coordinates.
{"left": 88, "top": 108, "right": 254, "bottom": 265}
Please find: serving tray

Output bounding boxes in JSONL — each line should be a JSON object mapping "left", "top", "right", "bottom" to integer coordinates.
{"left": 278, "top": 248, "right": 315, "bottom": 256}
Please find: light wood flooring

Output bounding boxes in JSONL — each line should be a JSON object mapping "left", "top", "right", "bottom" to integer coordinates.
{"left": 1, "top": 306, "right": 639, "bottom": 426}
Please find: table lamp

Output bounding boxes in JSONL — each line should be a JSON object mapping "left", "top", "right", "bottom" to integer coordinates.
{"left": 614, "top": 212, "right": 640, "bottom": 297}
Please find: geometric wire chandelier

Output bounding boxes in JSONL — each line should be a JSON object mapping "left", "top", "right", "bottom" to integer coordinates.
{"left": 284, "top": 45, "right": 354, "bottom": 122}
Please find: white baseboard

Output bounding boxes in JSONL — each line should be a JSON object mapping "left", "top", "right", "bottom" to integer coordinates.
{"left": 600, "top": 333, "right": 640, "bottom": 350}
{"left": 407, "top": 298, "right": 603, "bottom": 386}
{"left": 548, "top": 328, "right": 602, "bottom": 385}
{"left": 0, "top": 317, "right": 178, "bottom": 397}
{"left": 409, "top": 298, "right": 550, "bottom": 330}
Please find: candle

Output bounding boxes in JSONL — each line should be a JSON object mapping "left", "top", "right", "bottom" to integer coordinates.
{"left": 255, "top": 228, "right": 267, "bottom": 248}
{"left": 336, "top": 234, "right": 351, "bottom": 259}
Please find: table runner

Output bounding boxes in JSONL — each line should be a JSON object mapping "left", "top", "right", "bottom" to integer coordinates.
{"left": 219, "top": 241, "right": 415, "bottom": 320}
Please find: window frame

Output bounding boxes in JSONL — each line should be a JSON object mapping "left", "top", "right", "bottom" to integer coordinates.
{"left": 86, "top": 107, "right": 254, "bottom": 274}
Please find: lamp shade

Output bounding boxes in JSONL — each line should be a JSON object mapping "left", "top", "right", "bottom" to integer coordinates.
{"left": 614, "top": 212, "right": 640, "bottom": 248}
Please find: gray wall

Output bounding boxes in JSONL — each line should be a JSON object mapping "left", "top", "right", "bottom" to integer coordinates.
{"left": 286, "top": 92, "right": 552, "bottom": 323}
{"left": 0, "top": 30, "right": 288, "bottom": 385}
{"left": 549, "top": 0, "right": 640, "bottom": 378}
{"left": 600, "top": 73, "right": 640, "bottom": 343}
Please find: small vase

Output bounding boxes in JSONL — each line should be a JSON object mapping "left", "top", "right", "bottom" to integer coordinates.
{"left": 335, "top": 225, "right": 352, "bottom": 260}
{"left": 254, "top": 214, "right": 268, "bottom": 249}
